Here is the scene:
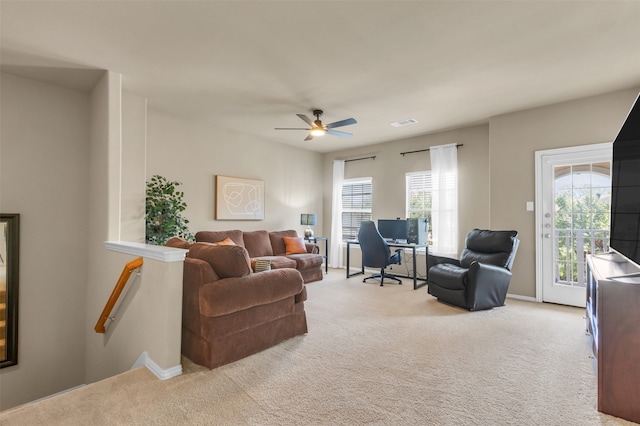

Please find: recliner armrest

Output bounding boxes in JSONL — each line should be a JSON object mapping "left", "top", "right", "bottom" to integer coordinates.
{"left": 428, "top": 254, "right": 460, "bottom": 270}
{"left": 469, "top": 261, "right": 513, "bottom": 280}
{"left": 466, "top": 262, "right": 513, "bottom": 310}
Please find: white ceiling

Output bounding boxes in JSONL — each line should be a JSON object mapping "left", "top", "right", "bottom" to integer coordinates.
{"left": 1, "top": 1, "right": 639, "bottom": 153}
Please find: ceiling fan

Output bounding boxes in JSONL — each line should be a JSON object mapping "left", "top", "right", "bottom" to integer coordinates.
{"left": 275, "top": 109, "right": 357, "bottom": 141}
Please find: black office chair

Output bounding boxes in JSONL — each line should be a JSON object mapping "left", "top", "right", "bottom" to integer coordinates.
{"left": 358, "top": 221, "right": 403, "bottom": 286}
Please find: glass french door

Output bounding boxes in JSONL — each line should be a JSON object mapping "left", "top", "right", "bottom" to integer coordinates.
{"left": 536, "top": 143, "right": 612, "bottom": 307}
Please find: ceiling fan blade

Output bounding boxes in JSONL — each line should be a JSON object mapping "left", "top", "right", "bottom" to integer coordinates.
{"left": 296, "top": 114, "right": 314, "bottom": 127}
{"left": 275, "top": 127, "right": 312, "bottom": 130}
{"left": 327, "top": 129, "right": 353, "bottom": 138}
{"left": 304, "top": 133, "right": 314, "bottom": 141}
{"left": 326, "top": 118, "right": 357, "bottom": 129}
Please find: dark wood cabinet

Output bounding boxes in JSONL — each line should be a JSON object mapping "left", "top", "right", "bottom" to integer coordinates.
{"left": 586, "top": 253, "right": 640, "bottom": 424}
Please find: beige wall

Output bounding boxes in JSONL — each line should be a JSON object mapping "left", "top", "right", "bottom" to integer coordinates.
{"left": 490, "top": 87, "right": 640, "bottom": 298}
{"left": 0, "top": 71, "right": 185, "bottom": 409}
{"left": 146, "top": 110, "right": 325, "bottom": 236}
{"left": 85, "top": 249, "right": 183, "bottom": 381}
{"left": 84, "top": 74, "right": 184, "bottom": 384}
{"left": 84, "top": 71, "right": 124, "bottom": 382}
{"left": 322, "top": 124, "right": 492, "bottom": 272}
{"left": 322, "top": 88, "right": 640, "bottom": 299}
{"left": 322, "top": 124, "right": 491, "bottom": 230}
{"left": 121, "top": 93, "right": 147, "bottom": 243}
{"left": 0, "top": 73, "right": 90, "bottom": 409}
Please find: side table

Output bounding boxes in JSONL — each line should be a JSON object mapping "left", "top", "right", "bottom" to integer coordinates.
{"left": 305, "top": 236, "right": 328, "bottom": 273}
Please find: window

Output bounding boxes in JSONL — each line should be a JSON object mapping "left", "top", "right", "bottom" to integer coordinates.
{"left": 342, "top": 178, "right": 372, "bottom": 241}
{"left": 406, "top": 172, "right": 432, "bottom": 219}
{"left": 406, "top": 172, "right": 432, "bottom": 243}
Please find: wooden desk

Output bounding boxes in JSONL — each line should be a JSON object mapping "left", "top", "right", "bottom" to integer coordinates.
{"left": 346, "top": 240, "right": 428, "bottom": 290}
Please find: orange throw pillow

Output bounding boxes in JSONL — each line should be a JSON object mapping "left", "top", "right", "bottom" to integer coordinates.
{"left": 216, "top": 237, "right": 236, "bottom": 246}
{"left": 283, "top": 236, "right": 307, "bottom": 255}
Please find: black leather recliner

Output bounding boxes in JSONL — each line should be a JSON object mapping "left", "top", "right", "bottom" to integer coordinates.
{"left": 427, "top": 229, "right": 519, "bottom": 310}
{"left": 358, "top": 221, "right": 403, "bottom": 286}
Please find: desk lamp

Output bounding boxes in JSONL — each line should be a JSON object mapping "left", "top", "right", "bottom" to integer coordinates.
{"left": 300, "top": 214, "right": 317, "bottom": 239}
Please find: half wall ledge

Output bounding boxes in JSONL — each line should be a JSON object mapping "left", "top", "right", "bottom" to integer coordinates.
{"left": 104, "top": 241, "right": 187, "bottom": 262}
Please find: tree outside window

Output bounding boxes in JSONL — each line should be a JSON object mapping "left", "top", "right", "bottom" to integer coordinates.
{"left": 406, "top": 172, "right": 432, "bottom": 244}
{"left": 553, "top": 164, "right": 611, "bottom": 284}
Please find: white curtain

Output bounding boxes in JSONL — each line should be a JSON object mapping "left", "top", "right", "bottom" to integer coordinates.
{"left": 430, "top": 144, "right": 458, "bottom": 257}
{"left": 329, "top": 160, "right": 344, "bottom": 268}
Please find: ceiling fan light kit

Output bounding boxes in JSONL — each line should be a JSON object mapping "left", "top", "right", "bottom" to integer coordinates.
{"left": 275, "top": 109, "right": 357, "bottom": 141}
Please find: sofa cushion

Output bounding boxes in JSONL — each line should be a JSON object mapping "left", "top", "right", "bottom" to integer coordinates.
{"left": 166, "top": 237, "right": 192, "bottom": 249}
{"left": 269, "top": 230, "right": 300, "bottom": 256}
{"left": 188, "top": 243, "right": 252, "bottom": 279}
{"left": 243, "top": 230, "right": 273, "bottom": 257}
{"left": 283, "top": 236, "right": 308, "bottom": 255}
{"left": 287, "top": 253, "right": 323, "bottom": 270}
{"left": 254, "top": 255, "right": 297, "bottom": 269}
{"left": 195, "top": 230, "right": 245, "bottom": 247}
{"left": 185, "top": 242, "right": 215, "bottom": 256}
{"left": 216, "top": 237, "right": 236, "bottom": 246}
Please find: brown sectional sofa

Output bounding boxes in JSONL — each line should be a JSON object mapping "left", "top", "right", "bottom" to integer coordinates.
{"left": 195, "top": 229, "right": 324, "bottom": 284}
{"left": 167, "top": 237, "right": 309, "bottom": 369}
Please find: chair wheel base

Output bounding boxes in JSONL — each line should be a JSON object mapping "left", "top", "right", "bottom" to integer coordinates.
{"left": 363, "top": 272, "right": 402, "bottom": 287}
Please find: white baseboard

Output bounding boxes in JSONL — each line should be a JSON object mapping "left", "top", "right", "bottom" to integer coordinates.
{"left": 26, "top": 384, "right": 87, "bottom": 406}
{"left": 132, "top": 351, "right": 182, "bottom": 380}
{"left": 506, "top": 293, "right": 537, "bottom": 302}
{"left": 20, "top": 353, "right": 182, "bottom": 408}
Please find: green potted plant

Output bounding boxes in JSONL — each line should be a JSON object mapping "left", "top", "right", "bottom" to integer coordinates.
{"left": 145, "top": 175, "right": 194, "bottom": 245}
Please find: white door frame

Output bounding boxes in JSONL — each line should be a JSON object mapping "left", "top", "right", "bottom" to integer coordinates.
{"left": 534, "top": 142, "right": 612, "bottom": 303}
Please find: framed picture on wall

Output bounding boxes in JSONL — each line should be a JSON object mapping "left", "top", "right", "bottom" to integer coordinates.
{"left": 1, "top": 213, "right": 19, "bottom": 368}
{"left": 215, "top": 175, "right": 265, "bottom": 220}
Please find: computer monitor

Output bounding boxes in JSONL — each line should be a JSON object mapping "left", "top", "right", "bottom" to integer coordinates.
{"left": 377, "top": 219, "right": 408, "bottom": 242}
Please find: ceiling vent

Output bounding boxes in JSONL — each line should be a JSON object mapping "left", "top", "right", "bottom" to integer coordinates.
{"left": 390, "top": 118, "right": 418, "bottom": 127}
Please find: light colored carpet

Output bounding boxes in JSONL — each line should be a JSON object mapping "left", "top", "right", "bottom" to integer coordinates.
{"left": 1, "top": 270, "right": 635, "bottom": 425}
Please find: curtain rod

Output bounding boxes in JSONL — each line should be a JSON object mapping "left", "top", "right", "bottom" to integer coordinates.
{"left": 400, "top": 144, "right": 463, "bottom": 156}
{"left": 345, "top": 155, "right": 376, "bottom": 163}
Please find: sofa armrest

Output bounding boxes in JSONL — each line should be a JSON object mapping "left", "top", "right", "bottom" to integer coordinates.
{"left": 182, "top": 258, "right": 218, "bottom": 333}
{"left": 184, "top": 257, "right": 219, "bottom": 285}
{"left": 199, "top": 268, "right": 304, "bottom": 317}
